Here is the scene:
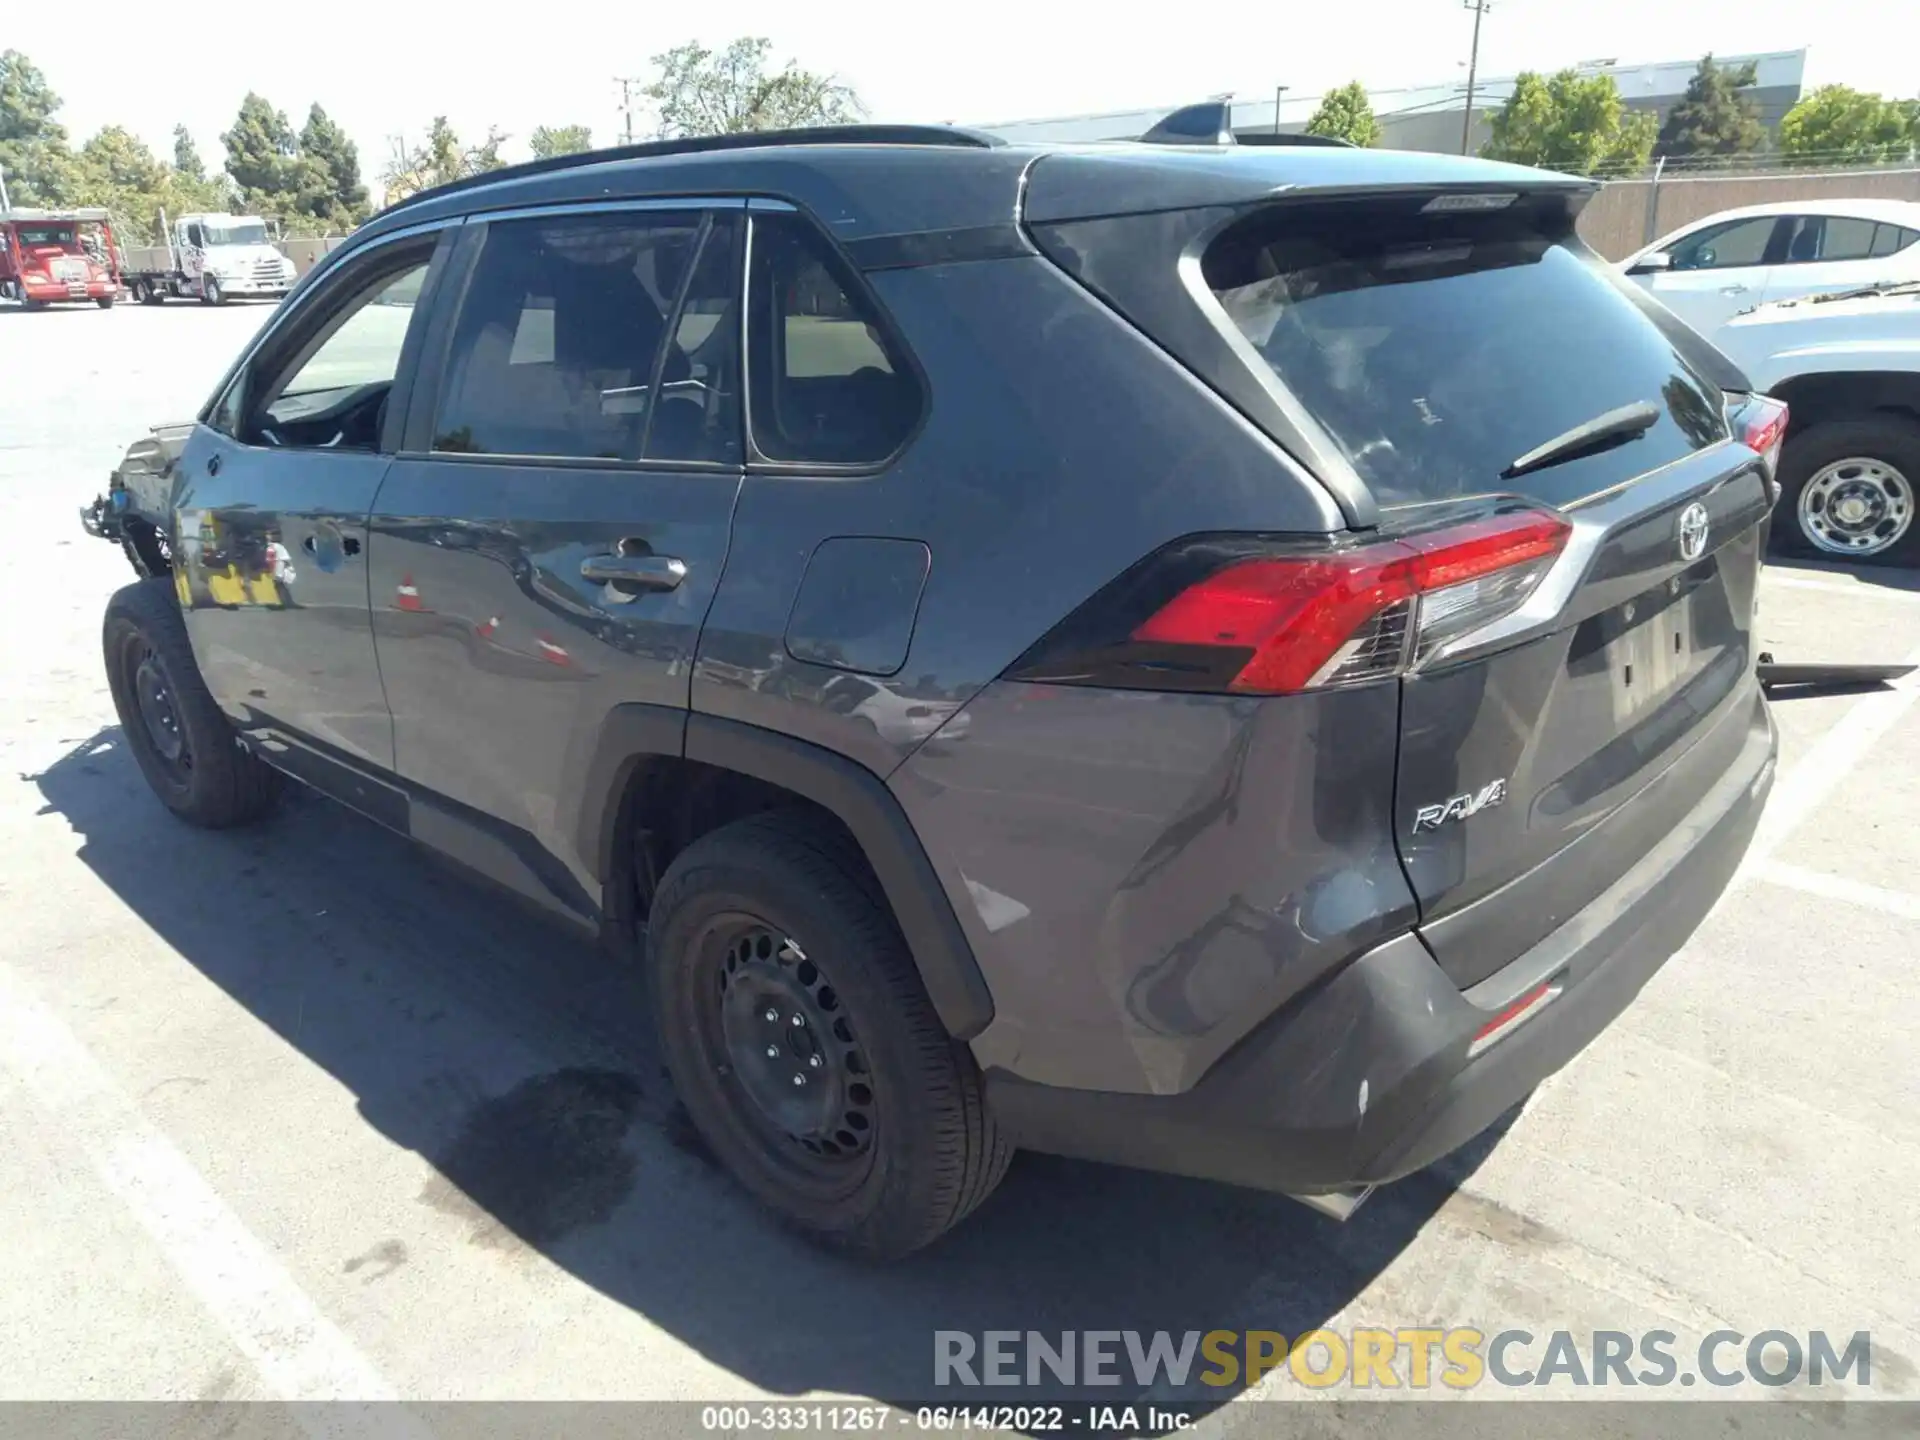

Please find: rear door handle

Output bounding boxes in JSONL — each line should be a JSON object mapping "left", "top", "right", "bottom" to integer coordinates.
{"left": 581, "top": 553, "right": 687, "bottom": 599}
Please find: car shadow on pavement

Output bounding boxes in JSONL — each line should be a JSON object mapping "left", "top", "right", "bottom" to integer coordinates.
{"left": 31, "top": 727, "right": 1515, "bottom": 1423}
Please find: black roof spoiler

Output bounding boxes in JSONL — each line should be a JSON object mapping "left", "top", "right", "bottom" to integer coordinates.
{"left": 1139, "top": 100, "right": 1355, "bottom": 148}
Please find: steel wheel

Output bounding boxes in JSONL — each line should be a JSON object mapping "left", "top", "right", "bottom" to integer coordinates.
{"left": 1798, "top": 456, "right": 1914, "bottom": 558}
{"left": 702, "top": 917, "right": 877, "bottom": 1180}
{"left": 130, "top": 641, "right": 193, "bottom": 780}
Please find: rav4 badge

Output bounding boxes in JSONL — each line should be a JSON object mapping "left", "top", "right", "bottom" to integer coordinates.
{"left": 1413, "top": 778, "right": 1509, "bottom": 833}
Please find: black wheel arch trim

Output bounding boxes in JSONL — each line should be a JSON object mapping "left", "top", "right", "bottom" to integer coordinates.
{"left": 574, "top": 703, "right": 994, "bottom": 1040}
{"left": 685, "top": 713, "right": 995, "bottom": 1041}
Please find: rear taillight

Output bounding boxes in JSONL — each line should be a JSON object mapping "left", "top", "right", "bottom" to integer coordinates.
{"left": 1009, "top": 509, "right": 1572, "bottom": 697}
{"left": 1731, "top": 394, "right": 1789, "bottom": 478}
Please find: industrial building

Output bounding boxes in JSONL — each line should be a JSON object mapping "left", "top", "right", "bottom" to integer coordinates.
{"left": 974, "top": 48, "right": 1808, "bottom": 155}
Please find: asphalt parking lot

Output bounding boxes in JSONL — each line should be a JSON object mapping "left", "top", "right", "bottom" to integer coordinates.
{"left": 1, "top": 300, "right": 1917, "bottom": 1424}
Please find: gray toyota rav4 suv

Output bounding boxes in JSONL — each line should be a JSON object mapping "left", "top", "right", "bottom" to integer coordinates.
{"left": 88, "top": 126, "right": 1783, "bottom": 1259}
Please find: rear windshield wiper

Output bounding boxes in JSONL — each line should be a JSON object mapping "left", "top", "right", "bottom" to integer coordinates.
{"left": 1502, "top": 401, "right": 1660, "bottom": 480}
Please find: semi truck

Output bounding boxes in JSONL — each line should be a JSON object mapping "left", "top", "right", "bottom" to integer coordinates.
{"left": 0, "top": 207, "right": 122, "bottom": 308}
{"left": 121, "top": 210, "right": 298, "bottom": 305}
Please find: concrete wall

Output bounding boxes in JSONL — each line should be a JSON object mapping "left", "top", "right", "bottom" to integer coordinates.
{"left": 1578, "top": 167, "right": 1920, "bottom": 259}
{"left": 277, "top": 236, "right": 349, "bottom": 276}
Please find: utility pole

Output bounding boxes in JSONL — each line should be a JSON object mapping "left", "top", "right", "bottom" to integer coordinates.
{"left": 1273, "top": 85, "right": 1290, "bottom": 135}
{"left": 615, "top": 76, "right": 641, "bottom": 146}
{"left": 0, "top": 163, "right": 11, "bottom": 213}
{"left": 1461, "top": 0, "right": 1491, "bottom": 154}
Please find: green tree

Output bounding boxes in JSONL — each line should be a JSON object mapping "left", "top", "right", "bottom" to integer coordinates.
{"left": 530, "top": 123, "right": 593, "bottom": 158}
{"left": 1654, "top": 55, "right": 1766, "bottom": 165}
{"left": 222, "top": 92, "right": 301, "bottom": 211}
{"left": 0, "top": 49, "right": 76, "bottom": 205}
{"left": 1778, "top": 85, "right": 1918, "bottom": 166}
{"left": 1482, "top": 68, "right": 1657, "bottom": 177}
{"left": 642, "top": 37, "right": 862, "bottom": 138}
{"left": 172, "top": 123, "right": 204, "bottom": 179}
{"left": 381, "top": 117, "right": 507, "bottom": 202}
{"left": 1304, "top": 81, "right": 1380, "bottom": 147}
{"left": 289, "top": 103, "right": 368, "bottom": 233}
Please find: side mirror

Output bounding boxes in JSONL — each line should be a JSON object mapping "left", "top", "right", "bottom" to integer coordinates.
{"left": 1628, "top": 251, "right": 1674, "bottom": 276}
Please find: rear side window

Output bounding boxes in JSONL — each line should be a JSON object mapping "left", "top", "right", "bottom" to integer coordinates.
{"left": 747, "top": 213, "right": 921, "bottom": 466}
{"left": 1202, "top": 198, "right": 1728, "bottom": 507}
{"left": 1869, "top": 223, "right": 1919, "bottom": 259}
{"left": 431, "top": 211, "right": 740, "bottom": 464}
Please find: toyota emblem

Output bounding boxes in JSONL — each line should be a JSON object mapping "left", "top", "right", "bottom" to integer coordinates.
{"left": 1677, "top": 502, "right": 1710, "bottom": 562}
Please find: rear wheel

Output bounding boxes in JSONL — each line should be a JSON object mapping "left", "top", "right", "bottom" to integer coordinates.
{"left": 95, "top": 295, "right": 115, "bottom": 309}
{"left": 648, "top": 812, "right": 1009, "bottom": 1259}
{"left": 1776, "top": 417, "right": 1920, "bottom": 566}
{"left": 103, "top": 578, "right": 280, "bottom": 828}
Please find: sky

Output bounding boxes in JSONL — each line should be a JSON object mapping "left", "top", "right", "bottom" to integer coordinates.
{"left": 25, "top": 0, "right": 1918, "bottom": 194}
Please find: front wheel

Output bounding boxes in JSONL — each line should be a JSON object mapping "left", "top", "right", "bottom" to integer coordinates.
{"left": 1775, "top": 417, "right": 1920, "bottom": 566}
{"left": 201, "top": 275, "right": 224, "bottom": 306}
{"left": 96, "top": 295, "right": 115, "bottom": 309}
{"left": 648, "top": 812, "right": 1010, "bottom": 1259}
{"left": 103, "top": 578, "right": 281, "bottom": 828}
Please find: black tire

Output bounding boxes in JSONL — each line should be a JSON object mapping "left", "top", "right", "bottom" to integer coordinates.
{"left": 201, "top": 275, "right": 223, "bottom": 306}
{"left": 95, "top": 295, "right": 115, "bottom": 309}
{"left": 1774, "top": 416, "right": 1920, "bottom": 567}
{"left": 103, "top": 577, "right": 281, "bottom": 828}
{"left": 648, "top": 811, "right": 1009, "bottom": 1259}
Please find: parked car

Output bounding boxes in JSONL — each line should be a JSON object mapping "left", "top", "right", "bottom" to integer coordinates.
{"left": 1621, "top": 199, "right": 1920, "bottom": 336}
{"left": 1714, "top": 280, "right": 1920, "bottom": 564}
{"left": 83, "top": 128, "right": 1781, "bottom": 1258}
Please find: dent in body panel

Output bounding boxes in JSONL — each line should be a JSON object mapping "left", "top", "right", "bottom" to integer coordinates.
{"left": 691, "top": 255, "right": 1346, "bottom": 778}
{"left": 891, "top": 679, "right": 1416, "bottom": 1096}
{"left": 367, "top": 460, "right": 741, "bottom": 895}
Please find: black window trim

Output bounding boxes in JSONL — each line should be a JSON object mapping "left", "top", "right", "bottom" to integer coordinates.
{"left": 396, "top": 195, "right": 750, "bottom": 475}
{"left": 740, "top": 204, "right": 932, "bottom": 478}
{"left": 200, "top": 218, "right": 460, "bottom": 455}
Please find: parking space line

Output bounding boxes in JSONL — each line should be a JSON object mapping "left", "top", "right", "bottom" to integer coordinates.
{"left": 0, "top": 963, "right": 426, "bottom": 1429}
{"left": 1762, "top": 572, "right": 1920, "bottom": 605}
{"left": 1753, "top": 860, "right": 1920, "bottom": 923}
{"left": 1740, "top": 641, "right": 1920, "bottom": 875}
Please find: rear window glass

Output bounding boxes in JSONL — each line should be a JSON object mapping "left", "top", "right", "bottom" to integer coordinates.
{"left": 1202, "top": 199, "right": 1728, "bottom": 507}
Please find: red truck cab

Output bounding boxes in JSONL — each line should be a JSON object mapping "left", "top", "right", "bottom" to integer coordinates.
{"left": 1, "top": 207, "right": 122, "bottom": 308}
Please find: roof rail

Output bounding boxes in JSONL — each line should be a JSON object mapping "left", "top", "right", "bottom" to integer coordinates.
{"left": 378, "top": 124, "right": 1003, "bottom": 219}
{"left": 1138, "top": 101, "right": 1355, "bottom": 149}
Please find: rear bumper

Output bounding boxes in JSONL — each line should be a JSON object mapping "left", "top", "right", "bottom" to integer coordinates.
{"left": 988, "top": 693, "right": 1776, "bottom": 1196}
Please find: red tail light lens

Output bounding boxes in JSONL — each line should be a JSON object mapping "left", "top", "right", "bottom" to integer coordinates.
{"left": 1732, "top": 394, "right": 1789, "bottom": 476}
{"left": 1010, "top": 510, "right": 1572, "bottom": 697}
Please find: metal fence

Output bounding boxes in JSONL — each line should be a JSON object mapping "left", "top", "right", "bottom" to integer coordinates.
{"left": 1577, "top": 164, "right": 1920, "bottom": 259}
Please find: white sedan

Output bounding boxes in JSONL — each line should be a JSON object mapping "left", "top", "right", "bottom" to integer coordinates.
{"left": 1620, "top": 198, "right": 1920, "bottom": 336}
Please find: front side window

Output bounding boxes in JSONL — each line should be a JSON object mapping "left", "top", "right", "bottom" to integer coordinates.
{"left": 431, "top": 210, "right": 739, "bottom": 464}
{"left": 1670, "top": 216, "right": 1779, "bottom": 271}
{"left": 746, "top": 213, "right": 922, "bottom": 465}
{"left": 186, "top": 224, "right": 205, "bottom": 248}
{"left": 245, "top": 255, "right": 432, "bottom": 451}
